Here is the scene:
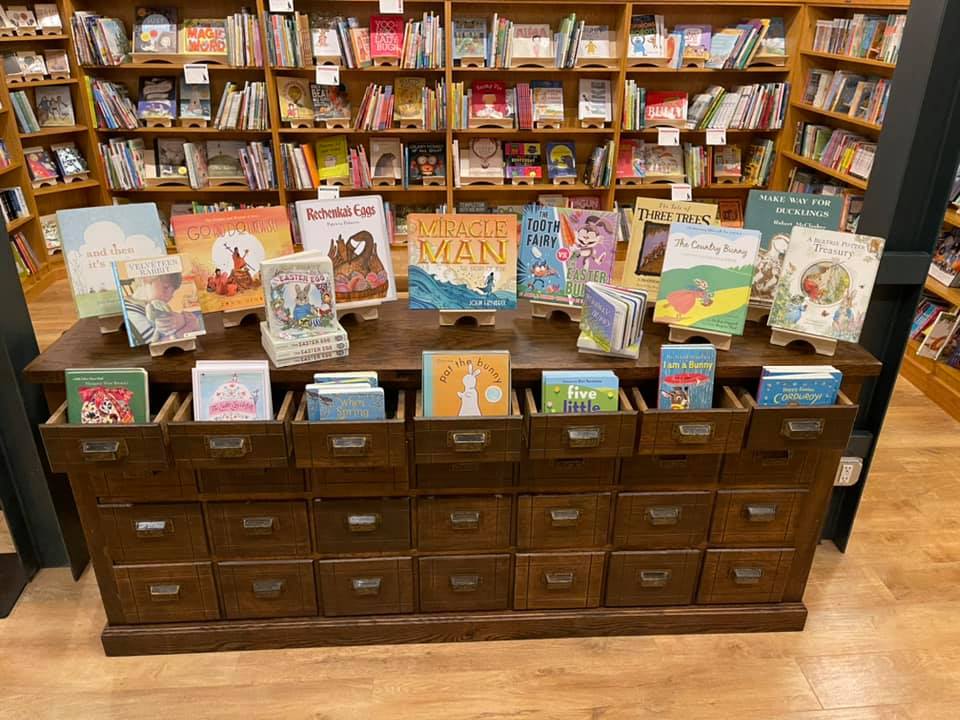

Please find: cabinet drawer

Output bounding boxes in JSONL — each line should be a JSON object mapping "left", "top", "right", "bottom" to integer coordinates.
{"left": 206, "top": 501, "right": 310, "bottom": 558}
{"left": 311, "top": 466, "right": 409, "bottom": 496}
{"left": 89, "top": 468, "right": 197, "bottom": 502}
{"left": 416, "top": 462, "right": 515, "bottom": 491}
{"left": 314, "top": 498, "right": 411, "bottom": 553}
{"left": 41, "top": 394, "right": 179, "bottom": 474}
{"left": 517, "top": 493, "right": 611, "bottom": 550}
{"left": 740, "top": 390, "right": 858, "bottom": 451}
{"left": 115, "top": 562, "right": 220, "bottom": 624}
{"left": 613, "top": 492, "right": 713, "bottom": 548}
{"left": 698, "top": 549, "right": 794, "bottom": 604}
{"left": 218, "top": 560, "right": 317, "bottom": 620}
{"left": 526, "top": 389, "right": 637, "bottom": 460}
{"left": 418, "top": 554, "right": 511, "bottom": 612}
{"left": 605, "top": 550, "right": 701, "bottom": 607}
{"left": 292, "top": 391, "right": 406, "bottom": 468}
{"left": 414, "top": 391, "right": 523, "bottom": 464}
{"left": 709, "top": 489, "right": 806, "bottom": 547}
{"left": 317, "top": 557, "right": 415, "bottom": 616}
{"left": 99, "top": 502, "right": 208, "bottom": 563}
{"left": 720, "top": 450, "right": 817, "bottom": 487}
{"left": 417, "top": 496, "right": 511, "bottom": 551}
{"left": 198, "top": 467, "right": 306, "bottom": 495}
{"left": 633, "top": 387, "right": 748, "bottom": 455}
{"left": 619, "top": 454, "right": 721, "bottom": 488}
{"left": 524, "top": 458, "right": 617, "bottom": 489}
{"left": 168, "top": 393, "right": 294, "bottom": 470}
{"left": 514, "top": 552, "right": 605, "bottom": 610}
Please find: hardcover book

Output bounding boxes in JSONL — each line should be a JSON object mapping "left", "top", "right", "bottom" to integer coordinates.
{"left": 768, "top": 227, "right": 885, "bottom": 343}
{"left": 259, "top": 250, "right": 340, "bottom": 336}
{"left": 470, "top": 81, "right": 509, "bottom": 120}
{"left": 654, "top": 223, "right": 762, "bottom": 335}
{"left": 57, "top": 203, "right": 167, "bottom": 318}
{"left": 407, "top": 142, "right": 446, "bottom": 183}
{"left": 314, "top": 135, "right": 349, "bottom": 180}
{"left": 929, "top": 229, "right": 960, "bottom": 288}
{"left": 24, "top": 147, "right": 57, "bottom": 181}
{"left": 531, "top": 81, "right": 564, "bottom": 123}
{"left": 658, "top": 344, "right": 716, "bottom": 410}
{"left": 460, "top": 138, "right": 503, "bottom": 180}
{"left": 513, "top": 24, "right": 554, "bottom": 59}
{"left": 179, "top": 78, "right": 211, "bottom": 119}
{"left": 34, "top": 86, "right": 74, "bottom": 126}
{"left": 370, "top": 137, "right": 402, "bottom": 180}
{"left": 192, "top": 360, "right": 272, "bottom": 422}
{"left": 675, "top": 24, "right": 712, "bottom": 61}
{"left": 205, "top": 140, "right": 245, "bottom": 181}
{"left": 295, "top": 196, "right": 397, "bottom": 307}
{"left": 65, "top": 368, "right": 149, "bottom": 425}
{"left": 546, "top": 142, "right": 577, "bottom": 179}
{"left": 578, "top": 78, "right": 612, "bottom": 122}
{"left": 113, "top": 253, "right": 205, "bottom": 347}
{"left": 370, "top": 15, "right": 404, "bottom": 61}
{"left": 504, "top": 142, "right": 543, "bottom": 181}
{"left": 305, "top": 385, "right": 385, "bottom": 422}
{"left": 408, "top": 213, "right": 517, "bottom": 310}
{"left": 395, "top": 77, "right": 426, "bottom": 122}
{"left": 277, "top": 77, "right": 313, "bottom": 123}
{"left": 134, "top": 7, "right": 178, "bottom": 54}
{"left": 541, "top": 370, "right": 619, "bottom": 414}
{"left": 918, "top": 312, "right": 959, "bottom": 360}
{"left": 644, "top": 91, "right": 688, "bottom": 128}
{"left": 312, "top": 371, "right": 378, "bottom": 386}
{"left": 156, "top": 138, "right": 189, "bottom": 178}
{"left": 33, "top": 4, "right": 61, "bottom": 31}
{"left": 171, "top": 206, "right": 295, "bottom": 314}
{"left": 756, "top": 371, "right": 842, "bottom": 407}
{"left": 453, "top": 18, "right": 487, "bottom": 60}
{"left": 137, "top": 76, "right": 176, "bottom": 119}
{"left": 311, "top": 84, "right": 350, "bottom": 122}
{"left": 421, "top": 351, "right": 511, "bottom": 418}
{"left": 16, "top": 51, "right": 45, "bottom": 75}
{"left": 52, "top": 143, "right": 88, "bottom": 178}
{"left": 180, "top": 18, "right": 227, "bottom": 56}
{"left": 745, "top": 190, "right": 843, "bottom": 307}
{"left": 578, "top": 25, "right": 615, "bottom": 60}
{"left": 43, "top": 49, "right": 70, "bottom": 76}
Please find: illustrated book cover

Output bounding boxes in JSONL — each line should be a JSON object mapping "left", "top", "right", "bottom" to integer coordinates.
{"left": 180, "top": 18, "right": 227, "bottom": 56}
{"left": 138, "top": 76, "right": 176, "bottom": 119}
{"left": 34, "top": 86, "right": 74, "bottom": 126}
{"left": 929, "top": 229, "right": 960, "bottom": 288}
{"left": 658, "top": 344, "right": 716, "bottom": 410}
{"left": 577, "top": 282, "right": 647, "bottom": 358}
{"left": 395, "top": 76, "right": 426, "bottom": 122}
{"left": 370, "top": 15, "right": 404, "bottom": 61}
{"left": 370, "top": 137, "right": 402, "bottom": 180}
{"left": 546, "top": 142, "right": 577, "bottom": 179}
{"left": 134, "top": 7, "right": 178, "bottom": 54}
{"left": 407, "top": 142, "right": 446, "bottom": 183}
{"left": 259, "top": 250, "right": 339, "bottom": 336}
{"left": 541, "top": 370, "right": 619, "bottom": 414}
{"left": 192, "top": 360, "right": 272, "bottom": 422}
{"left": 65, "top": 368, "right": 149, "bottom": 425}
{"left": 305, "top": 385, "right": 386, "bottom": 422}
{"left": 756, "top": 369, "right": 842, "bottom": 407}
{"left": 422, "top": 351, "right": 511, "bottom": 418}
{"left": 277, "top": 77, "right": 313, "bottom": 123}
{"left": 918, "top": 312, "right": 959, "bottom": 360}
{"left": 453, "top": 17, "right": 487, "bottom": 60}
{"left": 314, "top": 135, "right": 349, "bottom": 180}
{"left": 179, "top": 77, "right": 211, "bottom": 119}
{"left": 311, "top": 84, "right": 350, "bottom": 122}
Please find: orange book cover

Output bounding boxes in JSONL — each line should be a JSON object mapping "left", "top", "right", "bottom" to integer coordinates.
{"left": 421, "top": 351, "right": 512, "bottom": 418}
{"left": 302, "top": 143, "right": 320, "bottom": 187}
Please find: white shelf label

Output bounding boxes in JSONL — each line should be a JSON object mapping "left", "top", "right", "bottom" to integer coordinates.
{"left": 671, "top": 183, "right": 692, "bottom": 202}
{"left": 183, "top": 64, "right": 209, "bottom": 85}
{"left": 317, "top": 186, "right": 341, "bottom": 199}
{"left": 269, "top": 0, "right": 294, "bottom": 12}
{"left": 706, "top": 129, "right": 727, "bottom": 146}
{"left": 379, "top": 0, "right": 403, "bottom": 12}
{"left": 315, "top": 66, "right": 340, "bottom": 86}
{"left": 657, "top": 127, "right": 680, "bottom": 146}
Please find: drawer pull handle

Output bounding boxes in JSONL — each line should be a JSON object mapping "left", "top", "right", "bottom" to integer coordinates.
{"left": 744, "top": 504, "right": 778, "bottom": 523}
{"left": 781, "top": 419, "right": 824, "bottom": 440}
{"left": 80, "top": 439, "right": 126, "bottom": 462}
{"left": 252, "top": 579, "right": 284, "bottom": 599}
{"left": 639, "top": 570, "right": 672, "bottom": 588}
{"left": 544, "top": 571, "right": 575, "bottom": 590}
{"left": 449, "top": 574, "right": 481, "bottom": 592}
{"left": 448, "top": 431, "right": 489, "bottom": 452}
{"left": 329, "top": 435, "right": 371, "bottom": 457}
{"left": 674, "top": 423, "right": 714, "bottom": 443}
{"left": 565, "top": 426, "right": 602, "bottom": 448}
{"left": 148, "top": 583, "right": 180, "bottom": 600}
{"left": 556, "top": 458, "right": 585, "bottom": 468}
{"left": 241, "top": 516, "right": 276, "bottom": 533}
{"left": 351, "top": 577, "right": 383, "bottom": 596}
{"left": 759, "top": 450, "right": 791, "bottom": 466}
{"left": 134, "top": 519, "right": 170, "bottom": 536}
{"left": 656, "top": 455, "right": 689, "bottom": 467}
{"left": 646, "top": 506, "right": 681, "bottom": 525}
{"left": 549, "top": 508, "right": 582, "bottom": 527}
{"left": 206, "top": 436, "right": 250, "bottom": 458}
{"left": 449, "top": 510, "right": 481, "bottom": 530}
{"left": 732, "top": 567, "right": 764, "bottom": 585}
{"left": 346, "top": 513, "right": 381, "bottom": 533}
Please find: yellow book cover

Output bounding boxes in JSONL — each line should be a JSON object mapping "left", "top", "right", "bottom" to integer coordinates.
{"left": 171, "top": 206, "right": 295, "bottom": 313}
{"left": 277, "top": 77, "right": 313, "bottom": 122}
{"left": 314, "top": 136, "right": 349, "bottom": 180}
{"left": 422, "top": 351, "right": 511, "bottom": 418}
{"left": 394, "top": 77, "right": 425, "bottom": 122}
{"left": 620, "top": 198, "right": 718, "bottom": 296}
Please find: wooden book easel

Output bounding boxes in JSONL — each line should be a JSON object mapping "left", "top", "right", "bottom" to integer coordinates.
{"left": 769, "top": 328, "right": 838, "bottom": 357}
{"left": 531, "top": 301, "right": 581, "bottom": 323}
{"left": 222, "top": 307, "right": 265, "bottom": 329}
{"left": 337, "top": 306, "right": 380, "bottom": 323}
{"left": 149, "top": 337, "right": 197, "bottom": 357}
{"left": 668, "top": 325, "right": 733, "bottom": 351}
{"left": 438, "top": 310, "right": 496, "bottom": 327}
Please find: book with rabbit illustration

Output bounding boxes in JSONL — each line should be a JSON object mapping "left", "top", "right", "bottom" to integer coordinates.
{"left": 658, "top": 344, "right": 716, "bottom": 410}
{"left": 768, "top": 227, "right": 885, "bottom": 343}
{"left": 421, "top": 351, "right": 511, "bottom": 418}
{"left": 259, "top": 249, "right": 341, "bottom": 338}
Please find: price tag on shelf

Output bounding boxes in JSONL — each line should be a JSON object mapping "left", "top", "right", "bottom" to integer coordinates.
{"left": 657, "top": 127, "right": 680, "bottom": 146}
{"left": 183, "top": 64, "right": 209, "bottom": 85}
{"left": 317, "top": 186, "right": 341, "bottom": 200}
{"left": 671, "top": 183, "right": 693, "bottom": 202}
{"left": 316, "top": 66, "right": 340, "bottom": 86}
{"left": 269, "top": 0, "right": 294, "bottom": 12}
{"left": 379, "top": 0, "right": 403, "bottom": 12}
{"left": 706, "top": 129, "right": 727, "bottom": 146}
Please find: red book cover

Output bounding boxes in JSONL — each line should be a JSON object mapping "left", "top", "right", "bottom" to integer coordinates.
{"left": 470, "top": 81, "right": 509, "bottom": 120}
{"left": 644, "top": 91, "right": 688, "bottom": 126}
{"left": 370, "top": 15, "right": 404, "bottom": 60}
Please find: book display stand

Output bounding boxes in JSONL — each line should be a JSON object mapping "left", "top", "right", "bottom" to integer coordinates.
{"left": 438, "top": 309, "right": 496, "bottom": 327}
{"left": 337, "top": 306, "right": 380, "bottom": 323}
{"left": 145, "top": 175, "right": 191, "bottom": 187}
{"left": 398, "top": 118, "right": 425, "bottom": 130}
{"left": 147, "top": 336, "right": 197, "bottom": 358}
{"left": 287, "top": 119, "right": 314, "bottom": 129}
{"left": 14, "top": 26, "right": 38, "bottom": 37}
{"left": 469, "top": 117, "right": 512, "bottom": 129}
{"left": 461, "top": 175, "right": 505, "bottom": 186}
{"left": 747, "top": 306, "right": 770, "bottom": 324}
{"left": 315, "top": 56, "right": 342, "bottom": 67}
{"left": 769, "top": 328, "right": 839, "bottom": 357}
{"left": 0, "top": 25, "right": 14, "bottom": 38}
{"left": 48, "top": 68, "right": 71, "bottom": 80}
{"left": 552, "top": 176, "right": 576, "bottom": 186}
{"left": 421, "top": 175, "right": 445, "bottom": 186}
{"left": 144, "top": 117, "right": 174, "bottom": 128}
{"left": 530, "top": 300, "right": 581, "bottom": 322}
{"left": 317, "top": 119, "right": 350, "bottom": 129}
{"left": 668, "top": 324, "right": 734, "bottom": 352}
{"left": 459, "top": 56, "right": 485, "bottom": 68}
{"left": 178, "top": 118, "right": 209, "bottom": 128}
{"left": 130, "top": 53, "right": 188, "bottom": 64}
{"left": 31, "top": 178, "right": 58, "bottom": 190}
{"left": 20, "top": 70, "right": 44, "bottom": 83}
{"left": 534, "top": 120, "right": 563, "bottom": 130}
{"left": 222, "top": 307, "right": 266, "bottom": 329}
{"left": 580, "top": 117, "right": 606, "bottom": 129}
{"left": 617, "top": 177, "right": 644, "bottom": 186}
{"left": 372, "top": 57, "right": 400, "bottom": 68}
{"left": 208, "top": 176, "right": 248, "bottom": 187}
{"left": 372, "top": 175, "right": 398, "bottom": 187}
{"left": 97, "top": 314, "right": 125, "bottom": 335}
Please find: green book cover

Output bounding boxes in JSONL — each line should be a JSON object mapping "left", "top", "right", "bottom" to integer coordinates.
{"left": 65, "top": 368, "right": 150, "bottom": 424}
{"left": 541, "top": 371, "right": 619, "bottom": 414}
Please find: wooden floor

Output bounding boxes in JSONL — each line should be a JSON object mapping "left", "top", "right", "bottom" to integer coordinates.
{"left": 4, "top": 280, "right": 959, "bottom": 719}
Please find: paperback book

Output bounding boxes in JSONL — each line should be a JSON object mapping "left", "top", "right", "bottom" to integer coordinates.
{"left": 421, "top": 351, "right": 511, "bottom": 418}
{"left": 541, "top": 370, "right": 619, "bottom": 414}
{"left": 65, "top": 368, "right": 149, "bottom": 425}
{"left": 658, "top": 344, "right": 717, "bottom": 410}
{"left": 918, "top": 313, "right": 959, "bottom": 360}
{"left": 192, "top": 360, "right": 272, "bottom": 422}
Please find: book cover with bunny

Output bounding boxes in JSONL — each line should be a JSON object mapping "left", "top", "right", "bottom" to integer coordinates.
{"left": 422, "top": 351, "right": 511, "bottom": 418}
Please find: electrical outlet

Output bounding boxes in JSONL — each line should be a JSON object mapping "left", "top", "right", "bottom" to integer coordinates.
{"left": 834, "top": 457, "right": 863, "bottom": 486}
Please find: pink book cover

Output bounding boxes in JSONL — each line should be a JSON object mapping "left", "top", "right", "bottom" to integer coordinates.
{"left": 370, "top": 15, "right": 404, "bottom": 60}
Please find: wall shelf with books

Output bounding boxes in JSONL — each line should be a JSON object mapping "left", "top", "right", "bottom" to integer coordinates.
{"left": 781, "top": 150, "right": 869, "bottom": 190}
{"left": 18, "top": 123, "right": 87, "bottom": 138}
{"left": 10, "top": 77, "right": 78, "bottom": 88}
{"left": 789, "top": 101, "right": 882, "bottom": 133}
{"left": 5, "top": 214, "right": 34, "bottom": 233}
{"left": 31, "top": 177, "right": 99, "bottom": 195}
{"left": 799, "top": 48, "right": 896, "bottom": 73}
{"left": 0, "top": 34, "right": 70, "bottom": 44}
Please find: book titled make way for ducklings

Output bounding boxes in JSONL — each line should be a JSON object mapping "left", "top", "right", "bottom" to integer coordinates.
{"left": 653, "top": 223, "right": 762, "bottom": 336}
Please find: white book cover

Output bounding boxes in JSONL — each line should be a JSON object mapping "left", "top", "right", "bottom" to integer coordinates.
{"left": 192, "top": 360, "right": 272, "bottom": 422}
{"left": 578, "top": 78, "right": 612, "bottom": 121}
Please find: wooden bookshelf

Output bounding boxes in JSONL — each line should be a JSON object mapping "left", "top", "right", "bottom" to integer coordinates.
{"left": 790, "top": 101, "right": 883, "bottom": 134}
{"left": 799, "top": 49, "right": 897, "bottom": 74}
{"left": 780, "top": 151, "right": 870, "bottom": 190}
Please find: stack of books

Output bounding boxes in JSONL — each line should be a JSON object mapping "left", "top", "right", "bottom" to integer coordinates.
{"left": 9, "top": 231, "right": 40, "bottom": 277}
{"left": 813, "top": 13, "right": 906, "bottom": 63}
{"left": 756, "top": 366, "right": 842, "bottom": 407}
{"left": 316, "top": 12, "right": 444, "bottom": 69}
{"left": 0, "top": 186, "right": 29, "bottom": 224}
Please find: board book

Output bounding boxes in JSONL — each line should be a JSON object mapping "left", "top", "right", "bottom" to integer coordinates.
{"left": 658, "top": 344, "right": 716, "bottom": 410}
{"left": 577, "top": 282, "right": 647, "bottom": 358}
{"left": 192, "top": 360, "right": 272, "bottom": 422}
{"left": 65, "top": 368, "right": 149, "bottom": 425}
{"left": 305, "top": 385, "right": 386, "bottom": 422}
{"left": 421, "top": 351, "right": 511, "bottom": 418}
{"left": 541, "top": 370, "right": 619, "bottom": 414}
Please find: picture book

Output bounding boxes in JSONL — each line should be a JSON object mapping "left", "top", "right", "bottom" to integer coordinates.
{"left": 311, "top": 84, "right": 350, "bottom": 122}
{"left": 546, "top": 142, "right": 577, "bottom": 179}
{"left": 16, "top": 51, "right": 45, "bottom": 75}
{"left": 768, "top": 227, "right": 885, "bottom": 343}
{"left": 312, "top": 371, "right": 378, "bottom": 386}
{"left": 311, "top": 16, "right": 341, "bottom": 59}
{"left": 137, "top": 76, "right": 176, "bottom": 119}
{"left": 621, "top": 198, "right": 718, "bottom": 295}
{"left": 518, "top": 206, "right": 618, "bottom": 306}
{"left": 171, "top": 206, "right": 295, "bottom": 314}
{"left": 513, "top": 24, "right": 554, "bottom": 59}
{"left": 370, "top": 15, "right": 404, "bottom": 62}
{"left": 460, "top": 138, "right": 503, "bottom": 180}
{"left": 205, "top": 140, "right": 244, "bottom": 180}
{"left": 156, "top": 138, "right": 188, "bottom": 178}
{"left": 24, "top": 147, "right": 57, "bottom": 181}
{"left": 370, "top": 137, "right": 402, "bottom": 180}
{"left": 6, "top": 7, "right": 37, "bottom": 30}
{"left": 541, "top": 370, "right": 619, "bottom": 414}
{"left": 277, "top": 77, "right": 313, "bottom": 123}
{"left": 180, "top": 19, "right": 227, "bottom": 56}
{"left": 644, "top": 91, "right": 688, "bottom": 128}
{"left": 57, "top": 203, "right": 167, "bottom": 318}
{"left": 628, "top": 13, "right": 666, "bottom": 58}
{"left": 65, "top": 368, "right": 149, "bottom": 425}
{"left": 745, "top": 190, "right": 843, "bottom": 307}
{"left": 421, "top": 351, "right": 511, "bottom": 418}
{"left": 929, "top": 229, "right": 960, "bottom": 287}
{"left": 453, "top": 18, "right": 487, "bottom": 60}
{"left": 43, "top": 49, "right": 70, "bottom": 76}
{"left": 675, "top": 24, "right": 712, "bottom": 61}
{"left": 134, "top": 7, "right": 178, "bottom": 54}
{"left": 616, "top": 139, "right": 645, "bottom": 179}
{"left": 113, "top": 253, "right": 205, "bottom": 348}
{"left": 192, "top": 360, "right": 272, "bottom": 422}
{"left": 178, "top": 78, "right": 211, "bottom": 119}
{"left": 34, "top": 4, "right": 61, "bottom": 32}
{"left": 504, "top": 142, "right": 542, "bottom": 181}
{"left": 314, "top": 135, "right": 349, "bottom": 180}
{"left": 918, "top": 312, "right": 959, "bottom": 360}
{"left": 395, "top": 77, "right": 425, "bottom": 122}
{"left": 470, "top": 81, "right": 508, "bottom": 120}
{"left": 34, "top": 87, "right": 74, "bottom": 126}
{"left": 757, "top": 366, "right": 842, "bottom": 407}
{"left": 910, "top": 300, "right": 942, "bottom": 340}
{"left": 407, "top": 213, "right": 517, "bottom": 310}
{"left": 578, "top": 25, "right": 616, "bottom": 60}
{"left": 643, "top": 145, "right": 684, "bottom": 181}
{"left": 658, "top": 344, "right": 716, "bottom": 410}
{"left": 654, "top": 223, "right": 762, "bottom": 335}
{"left": 305, "top": 385, "right": 385, "bottom": 422}
{"left": 295, "top": 195, "right": 397, "bottom": 308}
{"left": 577, "top": 282, "right": 647, "bottom": 358}
{"left": 259, "top": 250, "right": 339, "bottom": 335}
{"left": 52, "top": 143, "right": 88, "bottom": 178}
{"left": 407, "top": 142, "right": 446, "bottom": 183}
{"left": 531, "top": 81, "right": 563, "bottom": 123}
{"left": 578, "top": 78, "right": 612, "bottom": 122}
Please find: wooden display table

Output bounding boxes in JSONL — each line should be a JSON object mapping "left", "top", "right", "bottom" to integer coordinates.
{"left": 24, "top": 302, "right": 881, "bottom": 656}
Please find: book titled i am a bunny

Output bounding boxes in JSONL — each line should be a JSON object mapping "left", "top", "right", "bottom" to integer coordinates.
{"left": 421, "top": 351, "right": 511, "bottom": 418}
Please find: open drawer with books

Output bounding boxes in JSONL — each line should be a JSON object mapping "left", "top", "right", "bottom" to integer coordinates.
{"left": 41, "top": 393, "right": 181, "bottom": 474}
{"left": 735, "top": 388, "right": 858, "bottom": 451}
{"left": 631, "top": 386, "right": 748, "bottom": 456}
{"left": 167, "top": 392, "right": 295, "bottom": 470}
{"left": 413, "top": 390, "right": 523, "bottom": 464}
{"left": 523, "top": 388, "right": 637, "bottom": 460}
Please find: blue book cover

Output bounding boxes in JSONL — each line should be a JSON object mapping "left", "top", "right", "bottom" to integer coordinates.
{"left": 658, "top": 344, "right": 717, "bottom": 410}
{"left": 541, "top": 370, "right": 619, "bottom": 414}
{"left": 757, "top": 375, "right": 841, "bottom": 406}
{"left": 305, "top": 386, "right": 386, "bottom": 422}
{"left": 579, "top": 283, "right": 619, "bottom": 352}
{"left": 192, "top": 362, "right": 272, "bottom": 422}
{"left": 762, "top": 365, "right": 841, "bottom": 380}
{"left": 312, "top": 371, "right": 378, "bottom": 386}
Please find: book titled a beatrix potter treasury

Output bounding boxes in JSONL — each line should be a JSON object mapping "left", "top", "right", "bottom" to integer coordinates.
{"left": 422, "top": 351, "right": 511, "bottom": 418}
{"left": 65, "top": 368, "right": 149, "bottom": 425}
{"left": 653, "top": 223, "right": 762, "bottom": 336}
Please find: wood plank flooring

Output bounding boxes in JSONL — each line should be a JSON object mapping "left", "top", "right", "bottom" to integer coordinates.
{"left": 2, "top": 278, "right": 955, "bottom": 719}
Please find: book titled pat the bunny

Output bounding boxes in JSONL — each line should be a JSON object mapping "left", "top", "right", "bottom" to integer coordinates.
{"left": 421, "top": 351, "right": 512, "bottom": 418}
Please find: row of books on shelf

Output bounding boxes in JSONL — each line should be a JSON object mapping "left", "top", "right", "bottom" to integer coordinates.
{"left": 451, "top": 79, "right": 612, "bottom": 130}
{"left": 23, "top": 143, "right": 89, "bottom": 185}
{"left": 910, "top": 289, "right": 960, "bottom": 368}
{"left": 616, "top": 139, "right": 774, "bottom": 186}
{"left": 2, "top": 50, "right": 70, "bottom": 82}
{"left": 929, "top": 229, "right": 960, "bottom": 289}
{"left": 1, "top": 186, "right": 29, "bottom": 225}
{"left": 9, "top": 231, "right": 40, "bottom": 278}
{"left": 812, "top": 12, "right": 905, "bottom": 64}
{"left": 793, "top": 122, "right": 876, "bottom": 181}
{"left": 802, "top": 69, "right": 890, "bottom": 126}
{"left": 0, "top": 139, "right": 10, "bottom": 169}
{"left": 473, "top": 14, "right": 617, "bottom": 69}
{"left": 0, "top": 4, "right": 62, "bottom": 34}
{"left": 623, "top": 83, "right": 788, "bottom": 131}
{"left": 9, "top": 87, "right": 75, "bottom": 134}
